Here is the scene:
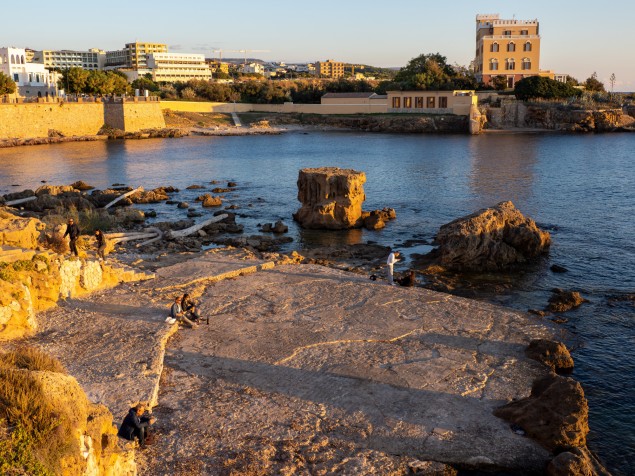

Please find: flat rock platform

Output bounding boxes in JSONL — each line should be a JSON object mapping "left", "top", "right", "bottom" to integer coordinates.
{"left": 33, "top": 250, "right": 554, "bottom": 474}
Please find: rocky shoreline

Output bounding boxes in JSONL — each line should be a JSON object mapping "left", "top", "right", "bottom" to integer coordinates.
{"left": 0, "top": 173, "right": 612, "bottom": 475}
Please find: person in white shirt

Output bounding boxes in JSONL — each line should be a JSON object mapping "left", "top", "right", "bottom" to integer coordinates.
{"left": 386, "top": 250, "right": 400, "bottom": 285}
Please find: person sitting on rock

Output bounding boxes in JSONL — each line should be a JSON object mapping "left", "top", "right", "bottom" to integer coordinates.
{"left": 182, "top": 293, "right": 207, "bottom": 324}
{"left": 398, "top": 270, "right": 417, "bottom": 287}
{"left": 118, "top": 403, "right": 155, "bottom": 447}
{"left": 170, "top": 295, "right": 197, "bottom": 328}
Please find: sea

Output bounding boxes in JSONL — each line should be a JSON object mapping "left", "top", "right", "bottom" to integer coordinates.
{"left": 1, "top": 131, "right": 633, "bottom": 474}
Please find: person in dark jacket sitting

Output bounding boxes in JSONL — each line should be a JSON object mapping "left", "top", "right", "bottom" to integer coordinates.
{"left": 118, "top": 403, "right": 155, "bottom": 446}
{"left": 182, "top": 293, "right": 206, "bottom": 324}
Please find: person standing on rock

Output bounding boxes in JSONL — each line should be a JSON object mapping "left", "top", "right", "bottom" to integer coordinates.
{"left": 95, "top": 229, "right": 107, "bottom": 262}
{"left": 386, "top": 250, "right": 400, "bottom": 285}
{"left": 64, "top": 218, "right": 81, "bottom": 257}
{"left": 118, "top": 403, "right": 155, "bottom": 447}
{"left": 170, "top": 295, "right": 198, "bottom": 328}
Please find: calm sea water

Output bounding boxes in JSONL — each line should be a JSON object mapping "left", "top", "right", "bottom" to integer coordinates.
{"left": 1, "top": 132, "right": 633, "bottom": 474}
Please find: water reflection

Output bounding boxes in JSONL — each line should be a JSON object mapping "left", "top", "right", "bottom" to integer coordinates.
{"left": 468, "top": 134, "right": 538, "bottom": 209}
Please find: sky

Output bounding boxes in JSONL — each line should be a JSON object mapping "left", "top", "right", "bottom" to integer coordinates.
{"left": 3, "top": 0, "right": 635, "bottom": 91}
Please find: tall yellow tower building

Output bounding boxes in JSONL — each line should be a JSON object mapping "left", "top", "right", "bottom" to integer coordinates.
{"left": 474, "top": 14, "right": 553, "bottom": 88}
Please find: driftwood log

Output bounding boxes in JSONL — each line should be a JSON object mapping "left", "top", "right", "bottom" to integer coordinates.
{"left": 166, "top": 214, "right": 228, "bottom": 239}
{"left": 103, "top": 187, "right": 143, "bottom": 209}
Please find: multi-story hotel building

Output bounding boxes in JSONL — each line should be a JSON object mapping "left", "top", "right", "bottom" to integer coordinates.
{"left": 316, "top": 59, "right": 344, "bottom": 79}
{"left": 105, "top": 42, "right": 167, "bottom": 70}
{"left": 32, "top": 48, "right": 106, "bottom": 70}
{"left": 474, "top": 14, "right": 553, "bottom": 89}
{"left": 146, "top": 53, "right": 212, "bottom": 82}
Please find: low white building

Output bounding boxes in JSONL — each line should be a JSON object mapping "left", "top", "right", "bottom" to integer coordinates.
{"left": 240, "top": 63, "right": 264, "bottom": 75}
{"left": 1, "top": 47, "right": 57, "bottom": 97}
{"left": 146, "top": 52, "right": 211, "bottom": 82}
{"left": 32, "top": 48, "right": 106, "bottom": 71}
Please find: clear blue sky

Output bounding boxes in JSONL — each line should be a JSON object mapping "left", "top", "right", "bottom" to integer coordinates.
{"left": 4, "top": 0, "right": 635, "bottom": 90}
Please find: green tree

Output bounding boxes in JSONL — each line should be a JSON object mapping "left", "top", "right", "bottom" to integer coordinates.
{"left": 0, "top": 72, "right": 17, "bottom": 95}
{"left": 131, "top": 77, "right": 159, "bottom": 93}
{"left": 59, "top": 68, "right": 89, "bottom": 94}
{"left": 514, "top": 76, "right": 582, "bottom": 101}
{"left": 491, "top": 75, "right": 508, "bottom": 91}
{"left": 584, "top": 72, "right": 605, "bottom": 92}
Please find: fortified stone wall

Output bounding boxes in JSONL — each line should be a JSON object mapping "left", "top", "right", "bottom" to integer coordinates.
{"left": 0, "top": 101, "right": 166, "bottom": 139}
{"left": 0, "top": 102, "right": 104, "bottom": 138}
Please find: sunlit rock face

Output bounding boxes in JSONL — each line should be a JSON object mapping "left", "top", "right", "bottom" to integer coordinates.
{"left": 293, "top": 167, "right": 366, "bottom": 230}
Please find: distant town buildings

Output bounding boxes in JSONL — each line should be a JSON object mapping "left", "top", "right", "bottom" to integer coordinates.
{"left": 474, "top": 14, "right": 555, "bottom": 88}
{"left": 316, "top": 59, "right": 344, "bottom": 78}
{"left": 240, "top": 62, "right": 264, "bottom": 75}
{"left": 387, "top": 90, "right": 477, "bottom": 116}
{"left": 0, "top": 47, "right": 57, "bottom": 97}
{"left": 33, "top": 48, "right": 106, "bottom": 71}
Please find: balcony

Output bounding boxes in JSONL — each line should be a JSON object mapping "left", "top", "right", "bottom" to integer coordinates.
{"left": 484, "top": 34, "right": 540, "bottom": 40}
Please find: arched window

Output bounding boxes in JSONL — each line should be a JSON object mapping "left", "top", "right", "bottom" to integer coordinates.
{"left": 21, "top": 55, "right": 25, "bottom": 64}
{"left": 507, "top": 42, "right": 516, "bottom": 52}
{"left": 522, "top": 58, "right": 532, "bottom": 70}
{"left": 491, "top": 42, "right": 499, "bottom": 53}
{"left": 506, "top": 59, "right": 516, "bottom": 70}
{"left": 10, "top": 54, "right": 15, "bottom": 64}
{"left": 524, "top": 42, "right": 532, "bottom": 52}
{"left": 490, "top": 59, "right": 499, "bottom": 71}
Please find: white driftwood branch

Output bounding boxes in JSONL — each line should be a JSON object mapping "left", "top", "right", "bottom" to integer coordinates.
{"left": 103, "top": 186, "right": 143, "bottom": 209}
{"left": 137, "top": 234, "right": 163, "bottom": 247}
{"left": 110, "top": 232, "right": 159, "bottom": 244}
{"left": 5, "top": 196, "right": 38, "bottom": 206}
{"left": 166, "top": 214, "right": 228, "bottom": 239}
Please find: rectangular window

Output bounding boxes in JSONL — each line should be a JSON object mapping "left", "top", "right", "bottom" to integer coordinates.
{"left": 14, "top": 73, "right": 19, "bottom": 81}
{"left": 503, "top": 30, "right": 512, "bottom": 36}
{"left": 521, "top": 29, "right": 529, "bottom": 35}
{"left": 439, "top": 97, "right": 448, "bottom": 108}
{"left": 426, "top": 97, "right": 435, "bottom": 108}
{"left": 403, "top": 97, "right": 412, "bottom": 108}
{"left": 415, "top": 97, "right": 424, "bottom": 108}
{"left": 392, "top": 97, "right": 401, "bottom": 108}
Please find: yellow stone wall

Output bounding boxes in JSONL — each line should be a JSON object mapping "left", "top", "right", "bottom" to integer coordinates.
{"left": 0, "top": 102, "right": 104, "bottom": 139}
{"left": 0, "top": 101, "right": 166, "bottom": 139}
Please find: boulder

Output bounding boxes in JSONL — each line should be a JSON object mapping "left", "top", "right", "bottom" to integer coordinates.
{"left": 526, "top": 339, "right": 574, "bottom": 373}
{"left": 228, "top": 181, "right": 238, "bottom": 187}
{"left": 364, "top": 213, "right": 385, "bottom": 230}
{"left": 494, "top": 374, "right": 589, "bottom": 452}
{"left": 434, "top": 201, "right": 551, "bottom": 271}
{"left": 293, "top": 167, "right": 366, "bottom": 230}
{"left": 548, "top": 289, "right": 588, "bottom": 313}
{"left": 186, "top": 184, "right": 205, "bottom": 189}
{"left": 4, "top": 189, "right": 35, "bottom": 202}
{"left": 547, "top": 446, "right": 611, "bottom": 476}
{"left": 89, "top": 190, "right": 132, "bottom": 208}
{"left": 202, "top": 196, "right": 222, "bottom": 207}
{"left": 129, "top": 188, "right": 169, "bottom": 204}
{"left": 408, "top": 460, "right": 458, "bottom": 475}
{"left": 35, "top": 184, "right": 76, "bottom": 196}
{"left": 177, "top": 202, "right": 189, "bottom": 209}
{"left": 0, "top": 210, "right": 45, "bottom": 249}
{"left": 272, "top": 220, "right": 288, "bottom": 234}
{"left": 70, "top": 180, "right": 95, "bottom": 191}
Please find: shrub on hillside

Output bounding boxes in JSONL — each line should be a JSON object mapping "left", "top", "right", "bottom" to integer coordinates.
{"left": 514, "top": 76, "right": 582, "bottom": 101}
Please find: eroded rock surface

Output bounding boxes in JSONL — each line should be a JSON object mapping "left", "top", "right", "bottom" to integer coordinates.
{"left": 526, "top": 339, "right": 575, "bottom": 373}
{"left": 434, "top": 201, "right": 551, "bottom": 271}
{"left": 293, "top": 167, "right": 366, "bottom": 229}
{"left": 494, "top": 374, "right": 589, "bottom": 452}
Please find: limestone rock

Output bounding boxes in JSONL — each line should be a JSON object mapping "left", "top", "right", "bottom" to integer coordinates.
{"left": 177, "top": 202, "right": 189, "bottom": 209}
{"left": 186, "top": 184, "right": 205, "bottom": 189}
{"left": 70, "top": 180, "right": 95, "bottom": 191}
{"left": 293, "top": 167, "right": 366, "bottom": 230}
{"left": 494, "top": 374, "right": 589, "bottom": 452}
{"left": 0, "top": 210, "right": 45, "bottom": 249}
{"left": 434, "top": 201, "right": 551, "bottom": 271}
{"left": 3, "top": 189, "right": 35, "bottom": 202}
{"left": 202, "top": 195, "right": 222, "bottom": 207}
{"left": 364, "top": 213, "right": 385, "bottom": 230}
{"left": 408, "top": 460, "right": 458, "bottom": 475}
{"left": 272, "top": 220, "right": 288, "bottom": 234}
{"left": 548, "top": 289, "right": 588, "bottom": 313}
{"left": 35, "top": 184, "right": 76, "bottom": 196}
{"left": 547, "top": 446, "right": 611, "bottom": 476}
{"left": 526, "top": 339, "right": 574, "bottom": 373}
{"left": 129, "top": 188, "right": 169, "bottom": 204}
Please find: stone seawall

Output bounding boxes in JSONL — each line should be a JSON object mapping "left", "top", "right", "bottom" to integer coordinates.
{"left": 0, "top": 101, "right": 166, "bottom": 139}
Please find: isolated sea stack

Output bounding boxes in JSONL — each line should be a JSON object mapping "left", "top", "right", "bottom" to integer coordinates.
{"left": 435, "top": 201, "right": 551, "bottom": 271}
{"left": 293, "top": 167, "right": 366, "bottom": 229}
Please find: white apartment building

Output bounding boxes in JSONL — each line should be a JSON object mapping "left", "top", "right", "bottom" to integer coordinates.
{"left": 1, "top": 47, "right": 57, "bottom": 97}
{"left": 146, "top": 52, "right": 211, "bottom": 82}
{"left": 33, "top": 48, "right": 106, "bottom": 70}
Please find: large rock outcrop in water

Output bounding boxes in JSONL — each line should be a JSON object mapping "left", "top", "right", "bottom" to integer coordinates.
{"left": 293, "top": 167, "right": 366, "bottom": 229}
{"left": 435, "top": 201, "right": 551, "bottom": 271}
